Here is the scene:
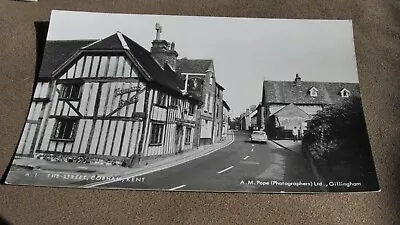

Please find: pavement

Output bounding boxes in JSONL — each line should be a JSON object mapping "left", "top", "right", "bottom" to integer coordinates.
{"left": 6, "top": 131, "right": 324, "bottom": 192}
{"left": 270, "top": 140, "right": 303, "bottom": 154}
{"left": 5, "top": 131, "right": 235, "bottom": 187}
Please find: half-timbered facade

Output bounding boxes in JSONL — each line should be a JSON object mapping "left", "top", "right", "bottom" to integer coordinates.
{"left": 16, "top": 32, "right": 200, "bottom": 166}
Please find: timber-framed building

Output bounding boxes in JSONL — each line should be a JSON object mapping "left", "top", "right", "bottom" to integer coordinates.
{"left": 16, "top": 27, "right": 202, "bottom": 166}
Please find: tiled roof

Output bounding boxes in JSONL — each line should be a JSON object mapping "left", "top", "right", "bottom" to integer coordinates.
{"left": 121, "top": 34, "right": 184, "bottom": 93}
{"left": 84, "top": 33, "right": 128, "bottom": 50}
{"left": 176, "top": 59, "right": 213, "bottom": 74}
{"left": 39, "top": 32, "right": 197, "bottom": 99}
{"left": 263, "top": 80, "right": 360, "bottom": 105}
{"left": 38, "top": 40, "right": 95, "bottom": 79}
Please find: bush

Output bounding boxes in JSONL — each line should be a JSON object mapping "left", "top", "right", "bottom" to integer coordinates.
{"left": 303, "top": 96, "right": 371, "bottom": 165}
{"left": 302, "top": 96, "right": 380, "bottom": 190}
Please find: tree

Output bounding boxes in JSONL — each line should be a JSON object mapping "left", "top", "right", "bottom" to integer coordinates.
{"left": 229, "top": 116, "right": 241, "bottom": 130}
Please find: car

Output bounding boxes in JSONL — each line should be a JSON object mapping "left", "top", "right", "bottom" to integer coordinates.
{"left": 250, "top": 131, "right": 268, "bottom": 144}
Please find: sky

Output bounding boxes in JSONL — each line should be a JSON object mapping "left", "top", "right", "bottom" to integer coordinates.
{"left": 48, "top": 10, "right": 359, "bottom": 117}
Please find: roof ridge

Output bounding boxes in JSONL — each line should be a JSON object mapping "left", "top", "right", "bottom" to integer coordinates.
{"left": 264, "top": 80, "right": 359, "bottom": 84}
{"left": 47, "top": 39, "right": 97, "bottom": 42}
{"left": 116, "top": 32, "right": 130, "bottom": 50}
{"left": 272, "top": 103, "right": 309, "bottom": 117}
{"left": 178, "top": 58, "right": 213, "bottom": 61}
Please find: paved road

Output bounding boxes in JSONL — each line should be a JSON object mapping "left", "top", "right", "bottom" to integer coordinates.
{"left": 99, "top": 132, "right": 322, "bottom": 192}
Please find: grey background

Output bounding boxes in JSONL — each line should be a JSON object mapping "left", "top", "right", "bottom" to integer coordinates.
{"left": 0, "top": 1, "right": 399, "bottom": 224}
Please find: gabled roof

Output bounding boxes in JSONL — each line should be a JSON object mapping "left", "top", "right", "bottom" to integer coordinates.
{"left": 39, "top": 32, "right": 193, "bottom": 98}
{"left": 176, "top": 58, "right": 213, "bottom": 74}
{"left": 339, "top": 88, "right": 350, "bottom": 93}
{"left": 272, "top": 103, "right": 310, "bottom": 118}
{"left": 216, "top": 82, "right": 225, "bottom": 91}
{"left": 242, "top": 109, "right": 257, "bottom": 118}
{"left": 38, "top": 40, "right": 95, "bottom": 79}
{"left": 121, "top": 33, "right": 183, "bottom": 93}
{"left": 83, "top": 33, "right": 129, "bottom": 50}
{"left": 262, "top": 79, "right": 359, "bottom": 105}
{"left": 222, "top": 100, "right": 230, "bottom": 111}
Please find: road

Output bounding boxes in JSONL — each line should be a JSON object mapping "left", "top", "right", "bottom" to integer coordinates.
{"left": 98, "top": 131, "right": 322, "bottom": 192}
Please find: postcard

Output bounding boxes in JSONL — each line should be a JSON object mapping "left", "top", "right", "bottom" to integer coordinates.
{"left": 4, "top": 10, "right": 380, "bottom": 193}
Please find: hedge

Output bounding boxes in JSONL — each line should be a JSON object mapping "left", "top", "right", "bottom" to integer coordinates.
{"left": 302, "top": 96, "right": 378, "bottom": 187}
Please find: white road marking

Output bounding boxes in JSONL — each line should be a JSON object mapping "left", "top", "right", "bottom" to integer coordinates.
{"left": 243, "top": 156, "right": 249, "bottom": 160}
{"left": 252, "top": 144, "right": 255, "bottom": 147}
{"left": 77, "top": 166, "right": 88, "bottom": 169}
{"left": 169, "top": 184, "right": 186, "bottom": 191}
{"left": 81, "top": 134, "right": 236, "bottom": 188}
{"left": 217, "top": 166, "right": 234, "bottom": 174}
{"left": 240, "top": 161, "right": 260, "bottom": 165}
{"left": 251, "top": 149, "right": 254, "bottom": 152}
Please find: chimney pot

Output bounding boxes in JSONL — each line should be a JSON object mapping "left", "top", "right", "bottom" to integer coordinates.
{"left": 294, "top": 73, "right": 301, "bottom": 86}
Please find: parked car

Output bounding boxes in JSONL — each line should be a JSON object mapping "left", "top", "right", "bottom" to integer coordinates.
{"left": 250, "top": 131, "right": 268, "bottom": 144}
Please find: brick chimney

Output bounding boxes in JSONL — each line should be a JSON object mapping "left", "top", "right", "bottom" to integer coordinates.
{"left": 165, "top": 42, "right": 178, "bottom": 70}
{"left": 150, "top": 23, "right": 178, "bottom": 70}
{"left": 294, "top": 73, "right": 301, "bottom": 86}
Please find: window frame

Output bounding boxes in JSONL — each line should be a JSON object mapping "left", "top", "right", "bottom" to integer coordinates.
{"left": 149, "top": 123, "right": 164, "bottom": 146}
{"left": 170, "top": 96, "right": 179, "bottom": 107}
{"left": 185, "top": 128, "right": 192, "bottom": 144}
{"left": 188, "top": 102, "right": 195, "bottom": 116}
{"left": 207, "top": 94, "right": 211, "bottom": 112}
{"left": 51, "top": 118, "right": 79, "bottom": 142}
{"left": 309, "top": 87, "right": 318, "bottom": 97}
{"left": 156, "top": 91, "right": 167, "bottom": 107}
{"left": 59, "top": 83, "right": 82, "bottom": 101}
{"left": 340, "top": 89, "right": 350, "bottom": 98}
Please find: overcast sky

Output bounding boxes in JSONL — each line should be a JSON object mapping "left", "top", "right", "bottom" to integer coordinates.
{"left": 48, "top": 10, "right": 359, "bottom": 117}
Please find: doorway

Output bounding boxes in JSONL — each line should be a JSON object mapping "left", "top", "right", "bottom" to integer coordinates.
{"left": 175, "top": 125, "right": 183, "bottom": 154}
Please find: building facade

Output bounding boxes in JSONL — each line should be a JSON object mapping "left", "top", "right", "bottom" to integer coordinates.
{"left": 240, "top": 108, "right": 257, "bottom": 131}
{"left": 250, "top": 113, "right": 257, "bottom": 130}
{"left": 261, "top": 74, "right": 360, "bottom": 139}
{"left": 256, "top": 103, "right": 265, "bottom": 131}
{"left": 221, "top": 100, "right": 230, "bottom": 139}
{"left": 16, "top": 30, "right": 201, "bottom": 166}
{"left": 176, "top": 59, "right": 225, "bottom": 146}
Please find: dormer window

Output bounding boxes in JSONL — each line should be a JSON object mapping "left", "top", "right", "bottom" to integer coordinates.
{"left": 309, "top": 87, "right": 318, "bottom": 97}
{"left": 339, "top": 88, "right": 350, "bottom": 98}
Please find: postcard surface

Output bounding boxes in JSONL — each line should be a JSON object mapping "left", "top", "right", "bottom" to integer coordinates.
{"left": 4, "top": 10, "right": 379, "bottom": 193}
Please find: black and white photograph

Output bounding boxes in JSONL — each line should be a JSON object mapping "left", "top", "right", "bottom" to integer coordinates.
{"left": 4, "top": 10, "right": 380, "bottom": 193}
